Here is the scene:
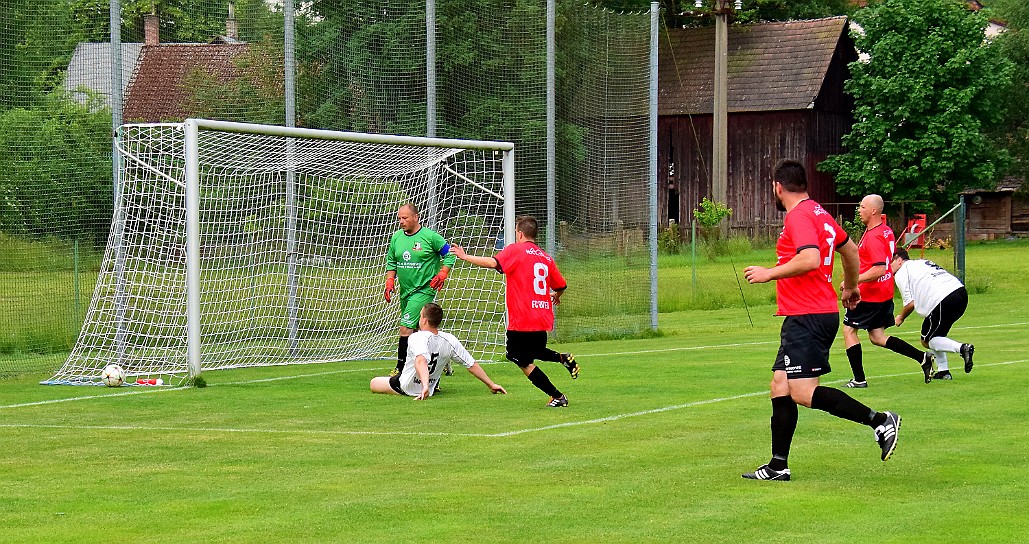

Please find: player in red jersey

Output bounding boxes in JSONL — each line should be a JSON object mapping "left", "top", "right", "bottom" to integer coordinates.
{"left": 842, "top": 194, "right": 934, "bottom": 388}
{"left": 740, "top": 160, "right": 901, "bottom": 481}
{"left": 451, "top": 215, "right": 580, "bottom": 407}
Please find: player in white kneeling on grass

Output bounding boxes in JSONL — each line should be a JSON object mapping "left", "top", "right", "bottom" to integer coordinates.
{"left": 370, "top": 303, "right": 507, "bottom": 399}
{"left": 890, "top": 248, "right": 975, "bottom": 381}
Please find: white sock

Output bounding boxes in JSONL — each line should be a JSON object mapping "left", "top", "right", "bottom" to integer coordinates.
{"left": 929, "top": 336, "right": 962, "bottom": 354}
{"left": 934, "top": 351, "right": 950, "bottom": 372}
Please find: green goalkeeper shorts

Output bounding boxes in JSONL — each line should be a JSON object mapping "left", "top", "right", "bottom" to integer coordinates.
{"left": 399, "top": 291, "right": 436, "bottom": 329}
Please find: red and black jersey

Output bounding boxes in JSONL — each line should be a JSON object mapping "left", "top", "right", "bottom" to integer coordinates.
{"left": 494, "top": 241, "right": 566, "bottom": 332}
{"left": 774, "top": 199, "right": 849, "bottom": 316}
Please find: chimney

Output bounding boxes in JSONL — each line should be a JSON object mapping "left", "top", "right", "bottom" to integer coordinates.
{"left": 226, "top": 2, "right": 238, "bottom": 41}
{"left": 144, "top": 14, "right": 160, "bottom": 45}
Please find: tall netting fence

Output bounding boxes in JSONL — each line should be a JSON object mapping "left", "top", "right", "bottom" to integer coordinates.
{"left": 318, "top": 0, "right": 654, "bottom": 341}
{"left": 553, "top": 4, "right": 653, "bottom": 340}
{"left": 2, "top": 1, "right": 117, "bottom": 376}
{"left": 1, "top": 0, "right": 655, "bottom": 379}
{"left": 1, "top": 1, "right": 292, "bottom": 378}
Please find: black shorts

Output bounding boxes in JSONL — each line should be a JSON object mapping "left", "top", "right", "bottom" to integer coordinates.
{"left": 506, "top": 330, "right": 558, "bottom": 368}
{"left": 921, "top": 287, "right": 968, "bottom": 343}
{"left": 843, "top": 300, "right": 895, "bottom": 330}
{"left": 388, "top": 374, "right": 408, "bottom": 395}
{"left": 772, "top": 313, "right": 839, "bottom": 379}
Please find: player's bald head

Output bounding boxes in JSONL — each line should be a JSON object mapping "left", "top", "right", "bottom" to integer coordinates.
{"left": 861, "top": 194, "right": 884, "bottom": 214}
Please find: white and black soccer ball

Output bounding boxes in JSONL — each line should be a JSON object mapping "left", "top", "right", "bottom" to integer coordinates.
{"left": 101, "top": 364, "right": 125, "bottom": 387}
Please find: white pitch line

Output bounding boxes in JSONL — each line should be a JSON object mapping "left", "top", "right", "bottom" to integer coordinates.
{"left": 0, "top": 366, "right": 384, "bottom": 409}
{"left": 487, "top": 359, "right": 1029, "bottom": 437}
{"left": 0, "top": 422, "right": 495, "bottom": 438}
{"left": 580, "top": 340, "right": 775, "bottom": 358}
{"left": 569, "top": 321, "right": 1029, "bottom": 359}
{"left": 3, "top": 359, "right": 1024, "bottom": 439}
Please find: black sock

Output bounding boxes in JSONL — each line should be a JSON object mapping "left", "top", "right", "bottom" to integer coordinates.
{"left": 810, "top": 386, "right": 879, "bottom": 427}
{"left": 539, "top": 347, "right": 562, "bottom": 363}
{"left": 526, "top": 367, "right": 561, "bottom": 397}
{"left": 396, "top": 336, "right": 409, "bottom": 373}
{"left": 769, "top": 396, "right": 797, "bottom": 469}
{"left": 846, "top": 344, "right": 865, "bottom": 382}
{"left": 885, "top": 336, "right": 925, "bottom": 363}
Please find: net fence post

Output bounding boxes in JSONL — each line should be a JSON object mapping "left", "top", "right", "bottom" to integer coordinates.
{"left": 285, "top": 0, "right": 296, "bottom": 128}
{"left": 113, "top": 126, "right": 129, "bottom": 367}
{"left": 546, "top": 0, "right": 556, "bottom": 256}
{"left": 285, "top": 0, "right": 300, "bottom": 354}
{"left": 427, "top": 0, "right": 437, "bottom": 138}
{"left": 286, "top": 136, "right": 299, "bottom": 354}
{"left": 956, "top": 194, "right": 966, "bottom": 282}
{"left": 184, "top": 120, "right": 203, "bottom": 379}
{"left": 110, "top": 0, "right": 122, "bottom": 207}
{"left": 649, "top": 1, "right": 660, "bottom": 331}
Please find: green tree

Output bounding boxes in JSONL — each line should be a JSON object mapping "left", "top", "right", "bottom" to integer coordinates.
{"left": 301, "top": 0, "right": 426, "bottom": 132}
{"left": 181, "top": 35, "right": 287, "bottom": 125}
{"left": 0, "top": 92, "right": 113, "bottom": 245}
{"left": 986, "top": 0, "right": 1029, "bottom": 184}
{"left": 820, "top": 0, "right": 1013, "bottom": 207}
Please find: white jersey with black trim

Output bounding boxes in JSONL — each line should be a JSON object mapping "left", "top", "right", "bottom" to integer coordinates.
{"left": 398, "top": 330, "right": 475, "bottom": 396}
{"left": 894, "top": 259, "right": 964, "bottom": 317}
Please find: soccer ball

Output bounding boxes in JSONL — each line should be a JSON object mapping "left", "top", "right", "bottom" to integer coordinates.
{"left": 101, "top": 364, "right": 125, "bottom": 387}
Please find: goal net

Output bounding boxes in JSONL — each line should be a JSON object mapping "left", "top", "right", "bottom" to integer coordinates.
{"left": 44, "top": 119, "right": 513, "bottom": 386}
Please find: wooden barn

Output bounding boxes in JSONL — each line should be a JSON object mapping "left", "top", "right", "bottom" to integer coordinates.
{"left": 962, "top": 178, "right": 1029, "bottom": 240}
{"left": 658, "top": 16, "right": 857, "bottom": 236}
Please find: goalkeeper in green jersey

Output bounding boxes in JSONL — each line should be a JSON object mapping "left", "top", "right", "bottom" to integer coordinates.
{"left": 384, "top": 203, "right": 457, "bottom": 376}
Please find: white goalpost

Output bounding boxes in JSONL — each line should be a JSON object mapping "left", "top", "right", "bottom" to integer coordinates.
{"left": 44, "top": 119, "right": 514, "bottom": 386}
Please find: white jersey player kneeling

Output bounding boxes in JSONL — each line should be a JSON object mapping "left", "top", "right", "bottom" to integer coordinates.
{"left": 370, "top": 302, "right": 507, "bottom": 400}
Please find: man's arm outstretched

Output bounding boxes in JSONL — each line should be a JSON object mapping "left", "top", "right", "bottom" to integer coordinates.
{"left": 451, "top": 245, "right": 498, "bottom": 270}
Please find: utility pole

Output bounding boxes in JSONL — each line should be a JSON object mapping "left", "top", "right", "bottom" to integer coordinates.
{"left": 712, "top": 0, "right": 729, "bottom": 213}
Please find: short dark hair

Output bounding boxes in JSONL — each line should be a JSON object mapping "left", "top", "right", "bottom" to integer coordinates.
{"left": 893, "top": 247, "right": 910, "bottom": 261}
{"left": 516, "top": 215, "right": 538, "bottom": 240}
{"left": 422, "top": 302, "right": 443, "bottom": 328}
{"left": 773, "top": 159, "right": 807, "bottom": 193}
{"left": 400, "top": 202, "right": 419, "bottom": 216}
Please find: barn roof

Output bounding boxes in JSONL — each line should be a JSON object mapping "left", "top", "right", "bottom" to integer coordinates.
{"left": 122, "top": 43, "right": 250, "bottom": 123}
{"left": 659, "top": 16, "right": 850, "bottom": 115}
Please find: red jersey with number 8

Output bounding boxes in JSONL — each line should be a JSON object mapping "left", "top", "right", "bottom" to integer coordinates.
{"left": 775, "top": 199, "right": 849, "bottom": 316}
{"left": 494, "top": 241, "right": 567, "bottom": 331}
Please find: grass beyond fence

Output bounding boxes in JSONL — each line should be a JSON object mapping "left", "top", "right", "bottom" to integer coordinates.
{"left": 1, "top": 237, "right": 1023, "bottom": 371}
{"left": 0, "top": 239, "right": 1026, "bottom": 542}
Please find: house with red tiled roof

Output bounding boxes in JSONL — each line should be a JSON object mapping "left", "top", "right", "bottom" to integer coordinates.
{"left": 658, "top": 16, "right": 857, "bottom": 233}
{"left": 122, "top": 13, "right": 266, "bottom": 123}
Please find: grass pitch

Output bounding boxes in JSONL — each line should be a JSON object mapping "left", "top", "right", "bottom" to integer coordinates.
{"left": 2, "top": 241, "right": 1028, "bottom": 543}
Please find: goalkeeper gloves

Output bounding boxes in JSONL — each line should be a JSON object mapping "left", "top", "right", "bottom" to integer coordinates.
{"left": 384, "top": 276, "right": 396, "bottom": 302}
{"left": 429, "top": 269, "right": 449, "bottom": 290}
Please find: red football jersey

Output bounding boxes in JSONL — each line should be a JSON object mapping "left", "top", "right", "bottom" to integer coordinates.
{"left": 774, "top": 199, "right": 849, "bottom": 316}
{"left": 494, "top": 241, "right": 567, "bottom": 332}
{"left": 857, "top": 221, "right": 896, "bottom": 303}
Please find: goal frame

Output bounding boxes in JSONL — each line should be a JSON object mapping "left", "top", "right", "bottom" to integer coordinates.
{"left": 180, "top": 119, "right": 515, "bottom": 379}
{"left": 43, "top": 118, "right": 515, "bottom": 386}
